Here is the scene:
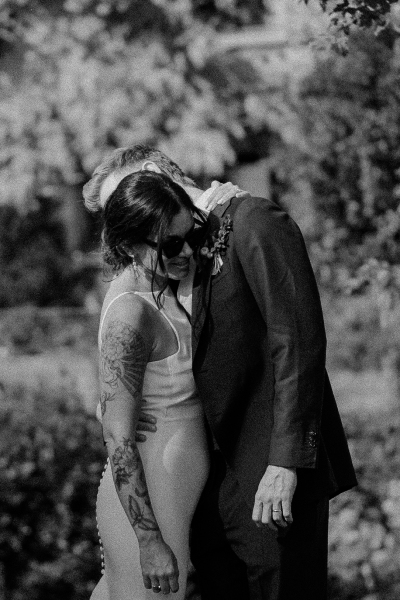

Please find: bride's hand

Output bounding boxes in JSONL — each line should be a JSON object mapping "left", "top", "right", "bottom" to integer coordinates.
{"left": 199, "top": 181, "right": 251, "bottom": 211}
{"left": 139, "top": 532, "right": 179, "bottom": 594}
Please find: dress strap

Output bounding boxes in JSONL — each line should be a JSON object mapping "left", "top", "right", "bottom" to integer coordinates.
{"left": 98, "top": 291, "right": 139, "bottom": 345}
{"left": 134, "top": 292, "right": 181, "bottom": 355}
{"left": 98, "top": 291, "right": 181, "bottom": 356}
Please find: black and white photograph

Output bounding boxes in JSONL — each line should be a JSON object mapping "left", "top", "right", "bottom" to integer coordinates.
{"left": 0, "top": 1, "right": 399, "bottom": 599}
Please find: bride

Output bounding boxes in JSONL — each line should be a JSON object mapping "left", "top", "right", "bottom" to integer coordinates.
{"left": 90, "top": 170, "right": 240, "bottom": 599}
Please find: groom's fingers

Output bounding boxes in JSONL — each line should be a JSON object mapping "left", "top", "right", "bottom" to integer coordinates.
{"left": 261, "top": 502, "right": 280, "bottom": 532}
{"left": 138, "top": 412, "right": 157, "bottom": 424}
{"left": 251, "top": 500, "right": 263, "bottom": 527}
{"left": 168, "top": 573, "right": 179, "bottom": 594}
{"left": 271, "top": 503, "right": 287, "bottom": 529}
{"left": 137, "top": 421, "right": 157, "bottom": 432}
{"left": 137, "top": 411, "right": 157, "bottom": 433}
{"left": 281, "top": 498, "right": 294, "bottom": 525}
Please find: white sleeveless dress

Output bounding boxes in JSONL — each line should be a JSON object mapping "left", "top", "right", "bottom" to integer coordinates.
{"left": 90, "top": 290, "right": 210, "bottom": 600}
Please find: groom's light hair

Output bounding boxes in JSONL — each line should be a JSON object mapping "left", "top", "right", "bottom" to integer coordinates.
{"left": 82, "top": 145, "right": 198, "bottom": 212}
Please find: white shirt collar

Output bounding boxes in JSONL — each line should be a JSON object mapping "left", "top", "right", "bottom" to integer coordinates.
{"left": 177, "top": 257, "right": 196, "bottom": 316}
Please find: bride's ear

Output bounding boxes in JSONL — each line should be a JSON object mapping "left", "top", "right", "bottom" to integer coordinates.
{"left": 141, "top": 161, "right": 162, "bottom": 173}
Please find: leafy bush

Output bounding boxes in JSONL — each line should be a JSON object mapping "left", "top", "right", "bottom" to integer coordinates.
{"left": 328, "top": 412, "right": 400, "bottom": 599}
{"left": 322, "top": 291, "right": 400, "bottom": 373}
{"left": 2, "top": 382, "right": 400, "bottom": 599}
{"left": 0, "top": 385, "right": 106, "bottom": 600}
{"left": 0, "top": 202, "right": 97, "bottom": 309}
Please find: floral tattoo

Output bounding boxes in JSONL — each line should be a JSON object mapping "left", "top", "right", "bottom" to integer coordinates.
{"left": 100, "top": 391, "right": 115, "bottom": 417}
{"left": 112, "top": 438, "right": 159, "bottom": 533}
{"left": 100, "top": 319, "right": 146, "bottom": 396}
{"left": 112, "top": 437, "right": 141, "bottom": 490}
{"left": 128, "top": 495, "right": 159, "bottom": 531}
{"left": 101, "top": 320, "right": 158, "bottom": 535}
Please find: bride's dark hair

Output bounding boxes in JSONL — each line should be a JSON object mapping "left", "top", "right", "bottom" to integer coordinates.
{"left": 101, "top": 171, "right": 206, "bottom": 303}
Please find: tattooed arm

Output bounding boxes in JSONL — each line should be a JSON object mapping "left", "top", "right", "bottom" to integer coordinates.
{"left": 100, "top": 299, "right": 179, "bottom": 594}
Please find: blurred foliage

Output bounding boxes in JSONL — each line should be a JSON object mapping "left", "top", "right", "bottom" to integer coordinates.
{"left": 270, "top": 30, "right": 400, "bottom": 301}
{"left": 302, "top": 0, "right": 399, "bottom": 53}
{"left": 0, "top": 0, "right": 271, "bottom": 307}
{"left": 0, "top": 0, "right": 397, "bottom": 307}
{"left": 328, "top": 411, "right": 400, "bottom": 599}
{"left": 0, "top": 200, "right": 97, "bottom": 307}
{"left": 0, "top": 385, "right": 106, "bottom": 600}
{"left": 303, "top": 32, "right": 400, "bottom": 281}
{"left": 0, "top": 305, "right": 98, "bottom": 354}
{"left": 0, "top": 0, "right": 395, "bottom": 210}
{"left": 0, "top": 0, "right": 269, "bottom": 212}
{"left": 2, "top": 382, "right": 400, "bottom": 599}
{"left": 322, "top": 290, "right": 400, "bottom": 371}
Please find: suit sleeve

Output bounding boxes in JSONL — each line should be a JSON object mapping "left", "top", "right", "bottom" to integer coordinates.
{"left": 234, "top": 198, "right": 326, "bottom": 468}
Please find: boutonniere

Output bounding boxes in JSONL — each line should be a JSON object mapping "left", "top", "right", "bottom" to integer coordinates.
{"left": 200, "top": 215, "right": 233, "bottom": 276}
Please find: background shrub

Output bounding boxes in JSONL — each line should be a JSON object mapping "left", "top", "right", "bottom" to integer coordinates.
{"left": 328, "top": 412, "right": 400, "bottom": 599}
{"left": 0, "top": 202, "right": 97, "bottom": 309}
{"left": 0, "top": 306, "right": 99, "bottom": 355}
{"left": 323, "top": 293, "right": 400, "bottom": 373}
{"left": 2, "top": 382, "right": 400, "bottom": 599}
{"left": 0, "top": 385, "right": 106, "bottom": 600}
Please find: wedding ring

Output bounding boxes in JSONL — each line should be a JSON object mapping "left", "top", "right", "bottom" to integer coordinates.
{"left": 152, "top": 585, "right": 161, "bottom": 591}
{"left": 272, "top": 509, "right": 281, "bottom": 512}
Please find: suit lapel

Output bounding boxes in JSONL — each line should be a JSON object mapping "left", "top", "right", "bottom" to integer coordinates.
{"left": 191, "top": 264, "right": 210, "bottom": 359}
{"left": 191, "top": 199, "right": 233, "bottom": 359}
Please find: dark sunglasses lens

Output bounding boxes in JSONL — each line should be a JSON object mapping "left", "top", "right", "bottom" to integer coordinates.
{"left": 161, "top": 223, "right": 207, "bottom": 259}
{"left": 187, "top": 224, "right": 207, "bottom": 248}
{"left": 189, "top": 228, "right": 204, "bottom": 246}
{"left": 161, "top": 239, "right": 184, "bottom": 259}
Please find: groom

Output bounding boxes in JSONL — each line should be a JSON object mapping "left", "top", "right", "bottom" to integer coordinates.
{"left": 83, "top": 146, "right": 357, "bottom": 599}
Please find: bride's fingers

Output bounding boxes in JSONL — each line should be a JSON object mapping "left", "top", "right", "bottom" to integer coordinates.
{"left": 143, "top": 574, "right": 152, "bottom": 589}
{"left": 202, "top": 182, "right": 224, "bottom": 209}
{"left": 159, "top": 576, "right": 170, "bottom": 595}
{"left": 236, "top": 189, "right": 252, "bottom": 198}
{"left": 204, "top": 182, "right": 240, "bottom": 209}
{"left": 217, "top": 183, "right": 240, "bottom": 203}
{"left": 151, "top": 579, "right": 162, "bottom": 594}
{"left": 168, "top": 573, "right": 179, "bottom": 594}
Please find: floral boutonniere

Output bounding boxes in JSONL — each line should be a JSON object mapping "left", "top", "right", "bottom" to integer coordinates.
{"left": 200, "top": 215, "right": 233, "bottom": 276}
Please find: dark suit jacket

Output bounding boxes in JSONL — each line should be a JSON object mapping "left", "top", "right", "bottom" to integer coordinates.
{"left": 191, "top": 196, "right": 357, "bottom": 508}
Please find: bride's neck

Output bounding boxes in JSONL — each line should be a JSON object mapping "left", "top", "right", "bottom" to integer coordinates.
{"left": 118, "top": 264, "right": 166, "bottom": 292}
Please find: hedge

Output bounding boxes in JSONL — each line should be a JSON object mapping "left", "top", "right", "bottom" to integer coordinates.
{"left": 1, "top": 385, "right": 400, "bottom": 599}
{"left": 0, "top": 385, "right": 105, "bottom": 600}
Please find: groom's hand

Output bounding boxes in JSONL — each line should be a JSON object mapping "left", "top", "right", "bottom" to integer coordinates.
{"left": 252, "top": 465, "right": 297, "bottom": 532}
{"left": 135, "top": 411, "right": 157, "bottom": 443}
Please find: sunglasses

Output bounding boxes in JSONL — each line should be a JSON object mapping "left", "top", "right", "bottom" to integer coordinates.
{"left": 145, "top": 219, "right": 208, "bottom": 259}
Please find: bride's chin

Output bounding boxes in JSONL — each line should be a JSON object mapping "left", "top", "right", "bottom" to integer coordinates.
{"left": 167, "top": 267, "right": 190, "bottom": 280}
